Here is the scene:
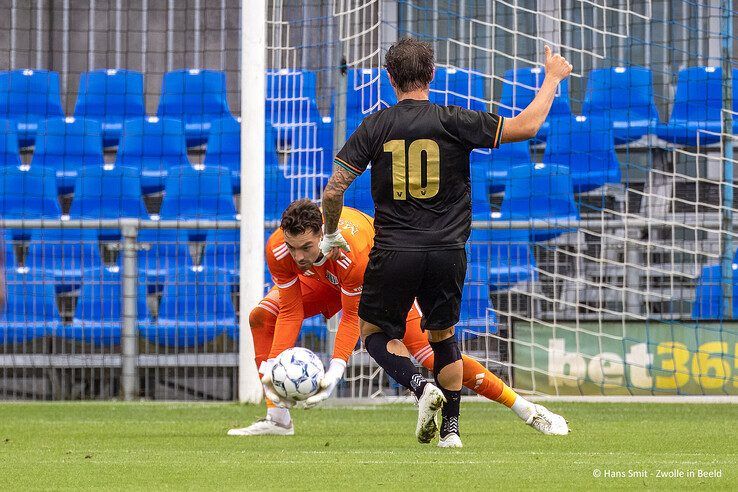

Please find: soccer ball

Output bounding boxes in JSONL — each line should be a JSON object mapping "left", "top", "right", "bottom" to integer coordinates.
{"left": 271, "top": 347, "right": 325, "bottom": 401}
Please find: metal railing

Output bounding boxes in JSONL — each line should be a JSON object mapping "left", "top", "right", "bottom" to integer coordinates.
{"left": 4, "top": 210, "right": 730, "bottom": 399}
{"left": 1, "top": 218, "right": 241, "bottom": 400}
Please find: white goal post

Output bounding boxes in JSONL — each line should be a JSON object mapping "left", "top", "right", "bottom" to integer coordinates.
{"left": 239, "top": 0, "right": 267, "bottom": 404}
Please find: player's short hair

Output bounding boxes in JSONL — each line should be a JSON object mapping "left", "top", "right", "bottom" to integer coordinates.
{"left": 280, "top": 199, "right": 323, "bottom": 236}
{"left": 384, "top": 37, "right": 435, "bottom": 93}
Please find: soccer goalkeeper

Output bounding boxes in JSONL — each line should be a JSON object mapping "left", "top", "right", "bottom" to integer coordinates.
{"left": 228, "top": 200, "right": 569, "bottom": 438}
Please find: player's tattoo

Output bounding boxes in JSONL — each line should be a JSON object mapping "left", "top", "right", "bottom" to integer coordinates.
{"left": 323, "top": 166, "right": 358, "bottom": 234}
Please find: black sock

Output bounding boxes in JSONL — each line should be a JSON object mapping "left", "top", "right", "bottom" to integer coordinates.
{"left": 365, "top": 332, "right": 427, "bottom": 399}
{"left": 429, "top": 336, "right": 462, "bottom": 437}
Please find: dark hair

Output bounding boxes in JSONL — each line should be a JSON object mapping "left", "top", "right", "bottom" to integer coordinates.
{"left": 280, "top": 199, "right": 323, "bottom": 236}
{"left": 384, "top": 37, "right": 435, "bottom": 93}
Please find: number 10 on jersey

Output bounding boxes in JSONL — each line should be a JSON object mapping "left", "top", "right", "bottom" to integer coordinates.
{"left": 383, "top": 139, "right": 440, "bottom": 200}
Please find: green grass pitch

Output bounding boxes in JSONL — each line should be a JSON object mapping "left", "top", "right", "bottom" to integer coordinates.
{"left": 0, "top": 401, "right": 735, "bottom": 490}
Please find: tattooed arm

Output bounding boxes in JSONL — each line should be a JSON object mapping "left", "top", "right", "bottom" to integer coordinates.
{"left": 323, "top": 120, "right": 370, "bottom": 250}
{"left": 320, "top": 166, "right": 358, "bottom": 260}
{"left": 323, "top": 165, "right": 357, "bottom": 234}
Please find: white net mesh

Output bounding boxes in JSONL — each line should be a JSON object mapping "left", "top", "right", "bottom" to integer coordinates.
{"left": 0, "top": 0, "right": 736, "bottom": 400}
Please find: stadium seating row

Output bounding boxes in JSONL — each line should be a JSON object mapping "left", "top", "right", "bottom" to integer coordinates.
{"left": 0, "top": 115, "right": 614, "bottom": 235}
{"left": 348, "top": 65, "right": 738, "bottom": 147}
{"left": 4, "top": 64, "right": 731, "bottom": 220}
{"left": 0, "top": 67, "right": 332, "bottom": 150}
{"left": 692, "top": 250, "right": 738, "bottom": 320}
{"left": 3, "top": 65, "right": 735, "bottom": 153}
{"left": 0, "top": 114, "right": 248, "bottom": 194}
{"left": 0, "top": 68, "right": 234, "bottom": 147}
{"left": 0, "top": 117, "right": 314, "bottom": 226}
{"left": 1, "top": 255, "right": 493, "bottom": 346}
{"left": 0, "top": 266, "right": 237, "bottom": 347}
{"left": 0, "top": 163, "right": 238, "bottom": 241}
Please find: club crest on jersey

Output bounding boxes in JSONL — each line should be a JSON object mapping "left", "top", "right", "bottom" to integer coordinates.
{"left": 325, "top": 271, "right": 339, "bottom": 285}
{"left": 338, "top": 218, "right": 359, "bottom": 236}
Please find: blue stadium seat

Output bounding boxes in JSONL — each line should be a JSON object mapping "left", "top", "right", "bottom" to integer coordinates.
{"left": 202, "top": 233, "right": 239, "bottom": 277}
{"left": 266, "top": 69, "right": 326, "bottom": 126}
{"left": 68, "top": 165, "right": 149, "bottom": 240}
{"left": 137, "top": 228, "right": 193, "bottom": 290}
{"left": 266, "top": 69, "right": 334, "bottom": 166}
{"left": 0, "top": 119, "right": 22, "bottom": 167}
{"left": 202, "top": 241, "right": 241, "bottom": 278}
{"left": 499, "top": 67, "right": 571, "bottom": 141}
{"left": 496, "top": 163, "right": 579, "bottom": 242}
{"left": 458, "top": 239, "right": 499, "bottom": 339}
{"left": 477, "top": 221, "right": 538, "bottom": 291}
{"left": 116, "top": 117, "right": 190, "bottom": 194}
{"left": 457, "top": 287, "right": 498, "bottom": 339}
{"left": 62, "top": 267, "right": 149, "bottom": 345}
{"left": 24, "top": 229, "right": 102, "bottom": 289}
{"left": 470, "top": 140, "right": 532, "bottom": 195}
{"left": 263, "top": 126, "right": 324, "bottom": 223}
{"left": 31, "top": 117, "right": 105, "bottom": 195}
{"left": 4, "top": 241, "right": 17, "bottom": 269}
{"left": 141, "top": 266, "right": 236, "bottom": 347}
{"left": 655, "top": 67, "right": 738, "bottom": 146}
{"left": 74, "top": 69, "right": 146, "bottom": 147}
{"left": 691, "top": 263, "right": 738, "bottom": 319}
{"left": 0, "top": 270, "right": 60, "bottom": 344}
{"left": 345, "top": 68, "right": 395, "bottom": 137}
{"left": 159, "top": 164, "right": 237, "bottom": 241}
{"left": 0, "top": 166, "right": 61, "bottom": 240}
{"left": 0, "top": 69, "right": 65, "bottom": 147}
{"left": 470, "top": 159, "right": 492, "bottom": 217}
{"left": 203, "top": 115, "right": 241, "bottom": 193}
{"left": 263, "top": 129, "right": 291, "bottom": 223}
{"left": 430, "top": 66, "right": 487, "bottom": 110}
{"left": 344, "top": 169, "right": 373, "bottom": 216}
{"left": 582, "top": 67, "right": 659, "bottom": 144}
{"left": 543, "top": 115, "right": 622, "bottom": 193}
{"left": 157, "top": 69, "right": 233, "bottom": 146}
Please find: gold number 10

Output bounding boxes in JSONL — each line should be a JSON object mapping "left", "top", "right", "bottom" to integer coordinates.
{"left": 383, "top": 139, "right": 440, "bottom": 200}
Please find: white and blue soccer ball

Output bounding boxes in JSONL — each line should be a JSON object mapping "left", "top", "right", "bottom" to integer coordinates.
{"left": 271, "top": 347, "right": 325, "bottom": 401}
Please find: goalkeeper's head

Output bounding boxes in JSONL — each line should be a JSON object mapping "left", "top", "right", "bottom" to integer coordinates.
{"left": 280, "top": 199, "right": 324, "bottom": 271}
{"left": 384, "top": 37, "right": 435, "bottom": 96}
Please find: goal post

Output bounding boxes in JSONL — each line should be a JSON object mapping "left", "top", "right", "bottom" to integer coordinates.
{"left": 239, "top": 0, "right": 267, "bottom": 404}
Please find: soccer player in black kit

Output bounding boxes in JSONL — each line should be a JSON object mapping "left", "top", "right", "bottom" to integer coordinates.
{"left": 320, "top": 38, "right": 572, "bottom": 447}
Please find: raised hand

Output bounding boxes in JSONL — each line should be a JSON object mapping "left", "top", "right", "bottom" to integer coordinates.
{"left": 544, "top": 45, "right": 573, "bottom": 82}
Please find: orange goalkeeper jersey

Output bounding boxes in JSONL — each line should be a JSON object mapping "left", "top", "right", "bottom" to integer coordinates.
{"left": 265, "top": 207, "right": 375, "bottom": 361}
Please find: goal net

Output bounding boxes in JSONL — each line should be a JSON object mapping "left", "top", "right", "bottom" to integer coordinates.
{"left": 0, "top": 0, "right": 736, "bottom": 401}
{"left": 326, "top": 0, "right": 738, "bottom": 398}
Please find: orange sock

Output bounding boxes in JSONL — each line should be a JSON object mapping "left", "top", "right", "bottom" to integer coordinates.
{"left": 408, "top": 338, "right": 518, "bottom": 407}
{"left": 402, "top": 315, "right": 521, "bottom": 408}
{"left": 459, "top": 355, "right": 518, "bottom": 407}
{"left": 416, "top": 352, "right": 518, "bottom": 407}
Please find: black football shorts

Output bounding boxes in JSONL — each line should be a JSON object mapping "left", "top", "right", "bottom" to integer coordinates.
{"left": 358, "top": 248, "right": 467, "bottom": 339}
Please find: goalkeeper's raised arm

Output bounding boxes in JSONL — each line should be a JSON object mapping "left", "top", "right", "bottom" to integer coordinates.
{"left": 500, "top": 45, "right": 573, "bottom": 143}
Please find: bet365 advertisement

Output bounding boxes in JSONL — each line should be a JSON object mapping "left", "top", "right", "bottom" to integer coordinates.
{"left": 512, "top": 321, "right": 738, "bottom": 395}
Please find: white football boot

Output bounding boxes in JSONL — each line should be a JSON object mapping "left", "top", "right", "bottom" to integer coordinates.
{"left": 437, "top": 433, "right": 463, "bottom": 448}
{"left": 526, "top": 404, "right": 570, "bottom": 435}
{"left": 415, "top": 383, "right": 446, "bottom": 444}
{"left": 227, "top": 416, "right": 295, "bottom": 436}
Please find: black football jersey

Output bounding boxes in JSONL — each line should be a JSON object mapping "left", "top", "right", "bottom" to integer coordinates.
{"left": 334, "top": 99, "right": 504, "bottom": 251}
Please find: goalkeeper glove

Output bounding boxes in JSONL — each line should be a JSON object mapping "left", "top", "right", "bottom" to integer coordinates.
{"left": 319, "top": 229, "right": 351, "bottom": 258}
{"left": 304, "top": 358, "right": 347, "bottom": 409}
{"left": 260, "top": 359, "right": 295, "bottom": 409}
